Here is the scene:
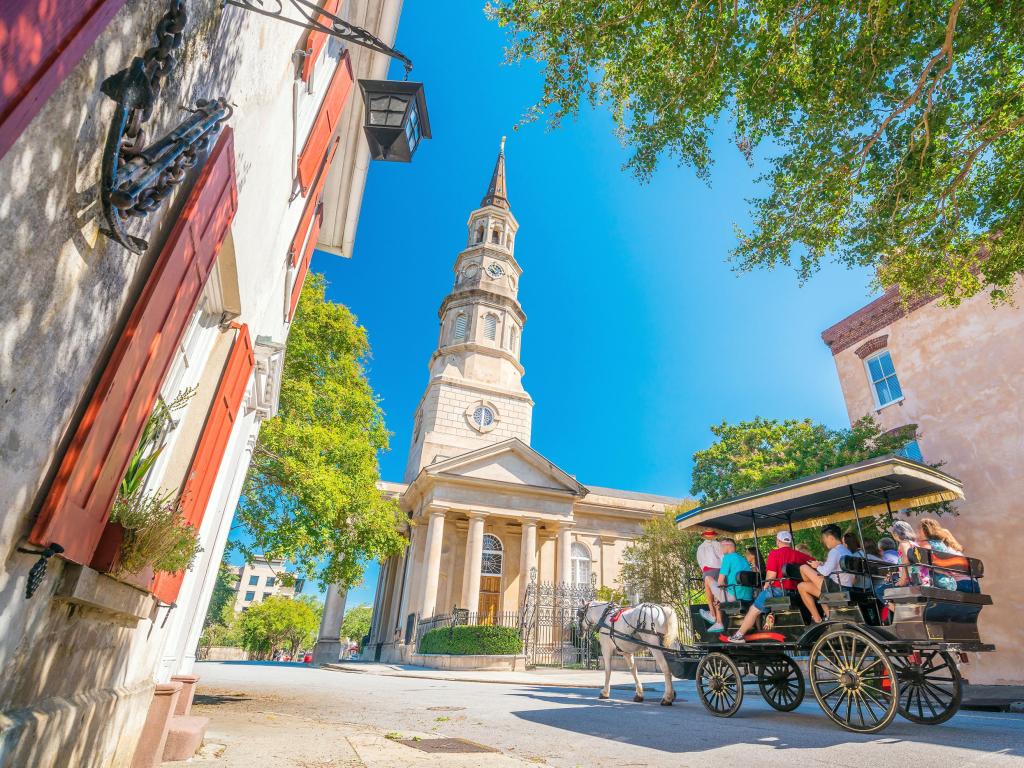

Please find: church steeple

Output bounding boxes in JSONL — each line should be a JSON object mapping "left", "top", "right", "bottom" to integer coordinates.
{"left": 480, "top": 136, "right": 509, "bottom": 210}
{"left": 403, "top": 140, "right": 532, "bottom": 480}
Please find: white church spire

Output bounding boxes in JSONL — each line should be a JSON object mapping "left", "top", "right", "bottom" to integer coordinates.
{"left": 403, "top": 140, "right": 533, "bottom": 480}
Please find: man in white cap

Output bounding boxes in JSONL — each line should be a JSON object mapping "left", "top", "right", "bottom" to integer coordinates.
{"left": 696, "top": 530, "right": 725, "bottom": 631}
{"left": 726, "top": 529, "right": 813, "bottom": 643}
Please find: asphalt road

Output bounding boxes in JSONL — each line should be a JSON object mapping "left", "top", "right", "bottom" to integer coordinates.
{"left": 194, "top": 661, "right": 1024, "bottom": 768}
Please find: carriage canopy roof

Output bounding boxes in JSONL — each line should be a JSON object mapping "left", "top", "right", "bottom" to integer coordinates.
{"left": 675, "top": 455, "right": 964, "bottom": 536}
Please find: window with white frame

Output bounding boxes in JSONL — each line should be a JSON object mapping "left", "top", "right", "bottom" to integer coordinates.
{"left": 571, "top": 542, "right": 592, "bottom": 585}
{"left": 481, "top": 534, "right": 503, "bottom": 575}
{"left": 483, "top": 314, "right": 497, "bottom": 341}
{"left": 866, "top": 350, "right": 903, "bottom": 407}
{"left": 453, "top": 313, "right": 468, "bottom": 342}
{"left": 897, "top": 440, "right": 923, "bottom": 462}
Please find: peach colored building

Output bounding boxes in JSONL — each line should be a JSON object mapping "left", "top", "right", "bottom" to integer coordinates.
{"left": 822, "top": 281, "right": 1024, "bottom": 684}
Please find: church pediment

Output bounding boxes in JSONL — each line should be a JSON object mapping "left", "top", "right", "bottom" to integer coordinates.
{"left": 423, "top": 439, "right": 586, "bottom": 496}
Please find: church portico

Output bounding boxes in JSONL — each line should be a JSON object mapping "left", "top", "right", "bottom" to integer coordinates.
{"left": 368, "top": 142, "right": 685, "bottom": 664}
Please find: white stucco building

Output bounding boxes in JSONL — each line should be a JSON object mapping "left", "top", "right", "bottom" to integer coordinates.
{"left": 367, "top": 142, "right": 685, "bottom": 661}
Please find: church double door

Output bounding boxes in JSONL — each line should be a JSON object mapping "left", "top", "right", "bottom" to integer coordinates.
{"left": 478, "top": 576, "right": 501, "bottom": 623}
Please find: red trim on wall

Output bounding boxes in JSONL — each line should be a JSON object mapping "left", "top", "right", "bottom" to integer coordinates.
{"left": 300, "top": 0, "right": 341, "bottom": 83}
{"left": 0, "top": 0, "right": 130, "bottom": 162}
{"left": 30, "top": 129, "right": 238, "bottom": 564}
{"left": 151, "top": 325, "right": 255, "bottom": 603}
{"left": 296, "top": 50, "right": 353, "bottom": 195}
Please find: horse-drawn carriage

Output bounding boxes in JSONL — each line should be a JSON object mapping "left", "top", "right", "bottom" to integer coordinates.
{"left": 583, "top": 455, "right": 994, "bottom": 734}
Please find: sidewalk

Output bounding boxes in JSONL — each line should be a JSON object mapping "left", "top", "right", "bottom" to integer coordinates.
{"left": 324, "top": 661, "right": 666, "bottom": 689}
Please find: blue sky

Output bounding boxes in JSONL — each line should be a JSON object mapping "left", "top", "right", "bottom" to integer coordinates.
{"left": 231, "top": 3, "right": 879, "bottom": 607}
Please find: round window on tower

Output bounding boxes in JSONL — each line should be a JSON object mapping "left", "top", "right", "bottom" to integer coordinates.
{"left": 465, "top": 401, "right": 499, "bottom": 433}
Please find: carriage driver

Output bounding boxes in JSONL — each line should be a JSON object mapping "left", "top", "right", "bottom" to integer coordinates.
{"left": 726, "top": 530, "right": 812, "bottom": 643}
{"left": 697, "top": 530, "right": 726, "bottom": 632}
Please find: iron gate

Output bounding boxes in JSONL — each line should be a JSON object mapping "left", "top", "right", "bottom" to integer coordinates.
{"left": 520, "top": 571, "right": 597, "bottom": 668}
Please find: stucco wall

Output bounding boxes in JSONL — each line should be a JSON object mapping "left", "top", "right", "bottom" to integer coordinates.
{"left": 828, "top": 283, "right": 1024, "bottom": 684}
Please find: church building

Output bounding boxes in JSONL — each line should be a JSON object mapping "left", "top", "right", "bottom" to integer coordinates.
{"left": 367, "top": 141, "right": 683, "bottom": 661}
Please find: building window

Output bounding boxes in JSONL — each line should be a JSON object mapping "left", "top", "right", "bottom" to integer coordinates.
{"left": 483, "top": 314, "right": 497, "bottom": 341}
{"left": 266, "top": 577, "right": 276, "bottom": 587}
{"left": 481, "top": 534, "right": 503, "bottom": 575}
{"left": 897, "top": 440, "right": 924, "bottom": 463}
{"left": 294, "top": 578, "right": 305, "bottom": 594}
{"left": 866, "top": 350, "right": 903, "bottom": 407}
{"left": 571, "top": 542, "right": 592, "bottom": 585}
{"left": 244, "top": 591, "right": 255, "bottom": 602}
{"left": 491, "top": 228, "right": 500, "bottom": 244}
{"left": 472, "top": 405, "right": 495, "bottom": 428}
{"left": 248, "top": 575, "right": 259, "bottom": 586}
{"left": 475, "top": 226, "right": 484, "bottom": 244}
{"left": 453, "top": 313, "right": 468, "bottom": 341}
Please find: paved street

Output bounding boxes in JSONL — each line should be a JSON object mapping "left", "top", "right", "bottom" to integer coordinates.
{"left": 180, "top": 661, "right": 1024, "bottom": 768}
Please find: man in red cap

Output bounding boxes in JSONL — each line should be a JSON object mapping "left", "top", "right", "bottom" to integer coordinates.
{"left": 696, "top": 530, "right": 725, "bottom": 631}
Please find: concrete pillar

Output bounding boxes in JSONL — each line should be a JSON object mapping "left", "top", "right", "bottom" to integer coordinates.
{"left": 312, "top": 583, "right": 347, "bottom": 665}
{"left": 557, "top": 524, "right": 574, "bottom": 585}
{"left": 519, "top": 519, "right": 538, "bottom": 605}
{"left": 397, "top": 528, "right": 421, "bottom": 642}
{"left": 419, "top": 509, "right": 446, "bottom": 618}
{"left": 460, "top": 513, "right": 486, "bottom": 611}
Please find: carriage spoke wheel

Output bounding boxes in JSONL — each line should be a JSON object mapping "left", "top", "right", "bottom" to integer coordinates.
{"left": 697, "top": 653, "right": 744, "bottom": 717}
{"left": 809, "top": 629, "right": 899, "bottom": 733}
{"left": 758, "top": 656, "right": 805, "bottom": 712}
{"left": 892, "top": 651, "right": 962, "bottom": 725}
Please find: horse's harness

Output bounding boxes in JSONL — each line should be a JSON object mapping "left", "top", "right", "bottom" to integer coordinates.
{"left": 582, "top": 601, "right": 668, "bottom": 653}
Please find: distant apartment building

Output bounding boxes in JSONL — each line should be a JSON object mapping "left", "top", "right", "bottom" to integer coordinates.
{"left": 233, "top": 557, "right": 306, "bottom": 611}
{"left": 821, "top": 280, "right": 1024, "bottom": 685}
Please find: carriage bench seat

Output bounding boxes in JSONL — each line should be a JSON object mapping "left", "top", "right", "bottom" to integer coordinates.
{"left": 887, "top": 585, "right": 991, "bottom": 643}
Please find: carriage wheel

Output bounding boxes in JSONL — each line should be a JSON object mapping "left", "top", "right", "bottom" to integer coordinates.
{"left": 892, "top": 650, "right": 962, "bottom": 725}
{"left": 758, "top": 656, "right": 805, "bottom": 712}
{"left": 809, "top": 629, "right": 899, "bottom": 733}
{"left": 697, "top": 653, "right": 744, "bottom": 717}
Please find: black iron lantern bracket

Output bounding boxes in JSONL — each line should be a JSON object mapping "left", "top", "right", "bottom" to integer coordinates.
{"left": 223, "top": 0, "right": 414, "bottom": 76}
{"left": 100, "top": 1, "right": 232, "bottom": 254}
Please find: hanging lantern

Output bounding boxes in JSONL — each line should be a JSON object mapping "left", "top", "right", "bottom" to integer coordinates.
{"left": 359, "top": 79, "right": 431, "bottom": 162}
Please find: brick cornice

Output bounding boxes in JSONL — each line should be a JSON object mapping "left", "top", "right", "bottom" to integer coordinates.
{"left": 821, "top": 289, "right": 933, "bottom": 355}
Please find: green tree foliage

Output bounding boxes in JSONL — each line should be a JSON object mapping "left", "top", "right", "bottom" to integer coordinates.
{"left": 619, "top": 507, "right": 702, "bottom": 611}
{"left": 236, "top": 273, "right": 406, "bottom": 588}
{"left": 691, "top": 416, "right": 918, "bottom": 503}
{"left": 203, "top": 562, "right": 238, "bottom": 627}
{"left": 488, "top": 0, "right": 1024, "bottom": 305}
{"left": 340, "top": 604, "right": 373, "bottom": 645}
{"left": 239, "top": 595, "right": 322, "bottom": 659}
{"left": 200, "top": 604, "right": 244, "bottom": 648}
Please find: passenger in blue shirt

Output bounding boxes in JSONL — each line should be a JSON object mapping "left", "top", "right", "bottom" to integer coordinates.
{"left": 717, "top": 538, "right": 754, "bottom": 602}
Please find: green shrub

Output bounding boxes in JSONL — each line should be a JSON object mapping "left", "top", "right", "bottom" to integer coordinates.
{"left": 419, "top": 625, "right": 522, "bottom": 656}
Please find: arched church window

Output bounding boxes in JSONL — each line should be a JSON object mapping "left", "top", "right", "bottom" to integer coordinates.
{"left": 483, "top": 314, "right": 497, "bottom": 341}
{"left": 491, "top": 228, "right": 501, "bottom": 244}
{"left": 475, "top": 226, "right": 484, "bottom": 244}
{"left": 453, "top": 313, "right": 468, "bottom": 341}
{"left": 482, "top": 534, "right": 503, "bottom": 575}
{"left": 472, "top": 405, "right": 495, "bottom": 428}
{"left": 571, "top": 542, "right": 592, "bottom": 585}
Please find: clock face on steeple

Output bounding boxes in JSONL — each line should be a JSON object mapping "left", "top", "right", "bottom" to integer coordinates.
{"left": 486, "top": 263, "right": 505, "bottom": 279}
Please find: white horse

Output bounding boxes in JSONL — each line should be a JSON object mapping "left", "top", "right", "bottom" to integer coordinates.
{"left": 577, "top": 601, "right": 680, "bottom": 705}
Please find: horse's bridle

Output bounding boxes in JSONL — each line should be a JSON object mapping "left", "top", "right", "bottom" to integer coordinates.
{"left": 577, "top": 601, "right": 615, "bottom": 633}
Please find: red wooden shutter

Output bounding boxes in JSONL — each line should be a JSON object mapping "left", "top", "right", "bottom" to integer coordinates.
{"left": 296, "top": 50, "right": 353, "bottom": 194}
{"left": 300, "top": 0, "right": 340, "bottom": 83}
{"left": 30, "top": 129, "right": 238, "bottom": 564}
{"left": 0, "top": 0, "right": 130, "bottom": 162}
{"left": 151, "top": 324, "right": 255, "bottom": 603}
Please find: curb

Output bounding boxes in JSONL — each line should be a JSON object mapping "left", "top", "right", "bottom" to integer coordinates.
{"left": 321, "top": 664, "right": 661, "bottom": 691}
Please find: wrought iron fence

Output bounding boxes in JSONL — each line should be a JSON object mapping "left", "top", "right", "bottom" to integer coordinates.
{"left": 520, "top": 571, "right": 597, "bottom": 668}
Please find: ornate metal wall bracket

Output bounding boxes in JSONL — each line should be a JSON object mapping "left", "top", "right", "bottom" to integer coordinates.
{"left": 17, "top": 543, "right": 65, "bottom": 599}
{"left": 100, "top": 1, "right": 232, "bottom": 254}
{"left": 223, "top": 0, "right": 414, "bottom": 76}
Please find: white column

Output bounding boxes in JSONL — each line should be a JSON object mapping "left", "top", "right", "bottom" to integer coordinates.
{"left": 519, "top": 519, "right": 538, "bottom": 605}
{"left": 396, "top": 527, "right": 421, "bottom": 642}
{"left": 419, "top": 509, "right": 447, "bottom": 618}
{"left": 312, "top": 583, "right": 348, "bottom": 665}
{"left": 461, "top": 513, "right": 486, "bottom": 611}
{"left": 557, "top": 524, "right": 574, "bottom": 585}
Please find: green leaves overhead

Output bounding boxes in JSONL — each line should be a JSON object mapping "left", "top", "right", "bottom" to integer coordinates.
{"left": 235, "top": 273, "right": 405, "bottom": 589}
{"left": 488, "top": 0, "right": 1024, "bottom": 304}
